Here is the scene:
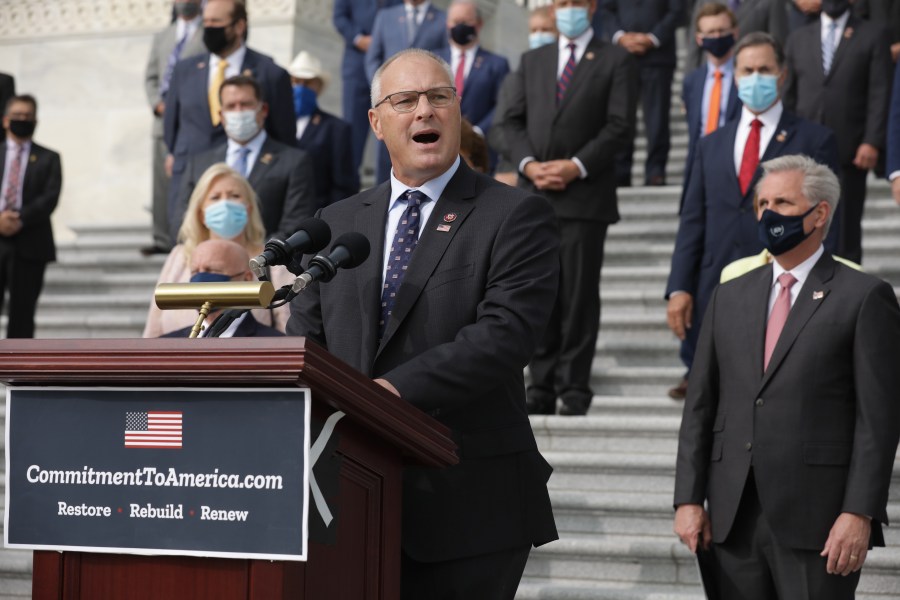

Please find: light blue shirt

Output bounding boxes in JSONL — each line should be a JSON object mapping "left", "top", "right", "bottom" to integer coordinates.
{"left": 226, "top": 129, "right": 267, "bottom": 176}
{"left": 701, "top": 56, "right": 735, "bottom": 136}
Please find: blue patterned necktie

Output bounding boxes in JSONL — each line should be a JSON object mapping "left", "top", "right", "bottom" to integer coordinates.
{"left": 557, "top": 43, "right": 577, "bottom": 105}
{"left": 234, "top": 147, "right": 251, "bottom": 178}
{"left": 823, "top": 21, "right": 837, "bottom": 75}
{"left": 379, "top": 190, "right": 427, "bottom": 341}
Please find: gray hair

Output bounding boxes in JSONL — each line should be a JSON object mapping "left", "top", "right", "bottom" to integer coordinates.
{"left": 370, "top": 48, "right": 454, "bottom": 107}
{"left": 756, "top": 154, "right": 841, "bottom": 235}
{"left": 734, "top": 31, "right": 785, "bottom": 70}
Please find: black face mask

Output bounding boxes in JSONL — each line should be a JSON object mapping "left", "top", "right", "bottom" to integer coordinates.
{"left": 203, "top": 25, "right": 232, "bottom": 55}
{"left": 8, "top": 119, "right": 36, "bottom": 139}
{"left": 449, "top": 23, "right": 477, "bottom": 46}
{"left": 700, "top": 33, "right": 735, "bottom": 59}
{"left": 757, "top": 204, "right": 819, "bottom": 255}
{"left": 821, "top": 0, "right": 851, "bottom": 18}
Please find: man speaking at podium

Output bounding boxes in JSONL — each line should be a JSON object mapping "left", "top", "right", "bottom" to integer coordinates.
{"left": 287, "top": 48, "right": 560, "bottom": 598}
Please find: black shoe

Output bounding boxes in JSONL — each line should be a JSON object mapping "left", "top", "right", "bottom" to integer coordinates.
{"left": 140, "top": 244, "right": 170, "bottom": 256}
{"left": 526, "top": 396, "right": 556, "bottom": 415}
{"left": 558, "top": 399, "right": 590, "bottom": 416}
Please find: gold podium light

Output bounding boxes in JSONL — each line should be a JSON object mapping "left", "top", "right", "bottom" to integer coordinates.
{"left": 154, "top": 282, "right": 277, "bottom": 339}
{"left": 154, "top": 281, "right": 276, "bottom": 310}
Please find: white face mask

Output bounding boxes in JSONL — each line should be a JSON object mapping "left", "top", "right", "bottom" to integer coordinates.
{"left": 222, "top": 109, "right": 261, "bottom": 143}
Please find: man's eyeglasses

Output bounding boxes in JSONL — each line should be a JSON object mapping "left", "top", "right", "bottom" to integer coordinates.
{"left": 374, "top": 86, "right": 457, "bottom": 113}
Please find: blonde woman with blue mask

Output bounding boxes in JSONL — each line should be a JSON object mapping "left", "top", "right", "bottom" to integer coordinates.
{"left": 142, "top": 163, "right": 294, "bottom": 337}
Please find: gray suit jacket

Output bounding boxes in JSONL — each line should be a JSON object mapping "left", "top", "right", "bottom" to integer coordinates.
{"left": 144, "top": 20, "right": 205, "bottom": 138}
{"left": 287, "top": 160, "right": 559, "bottom": 562}
{"left": 686, "top": 0, "right": 788, "bottom": 69}
{"left": 364, "top": 3, "right": 448, "bottom": 82}
{"left": 675, "top": 253, "right": 900, "bottom": 549}
{"left": 175, "top": 136, "right": 317, "bottom": 240}
{"left": 496, "top": 37, "right": 638, "bottom": 224}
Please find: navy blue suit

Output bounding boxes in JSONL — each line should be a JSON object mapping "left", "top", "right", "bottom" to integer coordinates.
{"left": 163, "top": 48, "right": 296, "bottom": 234}
{"left": 436, "top": 47, "right": 510, "bottom": 136}
{"left": 365, "top": 2, "right": 448, "bottom": 183}
{"left": 886, "top": 58, "right": 900, "bottom": 178}
{"left": 332, "top": 0, "right": 402, "bottom": 170}
{"left": 600, "top": 0, "right": 684, "bottom": 184}
{"left": 296, "top": 108, "right": 360, "bottom": 207}
{"left": 680, "top": 62, "right": 742, "bottom": 209}
{"left": 666, "top": 110, "right": 839, "bottom": 372}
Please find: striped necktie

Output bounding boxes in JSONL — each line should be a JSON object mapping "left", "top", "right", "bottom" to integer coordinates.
{"left": 823, "top": 21, "right": 837, "bottom": 75}
{"left": 557, "top": 43, "right": 577, "bottom": 105}
{"left": 3, "top": 144, "right": 24, "bottom": 211}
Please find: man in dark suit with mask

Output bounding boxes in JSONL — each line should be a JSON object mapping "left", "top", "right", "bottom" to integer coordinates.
{"left": 0, "top": 94, "right": 61, "bottom": 338}
{"left": 163, "top": 0, "right": 295, "bottom": 238}
{"left": 288, "top": 48, "right": 559, "bottom": 598}
{"left": 674, "top": 154, "right": 900, "bottom": 600}
{"left": 783, "top": 0, "right": 892, "bottom": 263}
{"left": 496, "top": 0, "right": 638, "bottom": 416}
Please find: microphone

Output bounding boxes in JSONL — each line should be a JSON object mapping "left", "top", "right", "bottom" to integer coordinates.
{"left": 286, "top": 232, "right": 371, "bottom": 301}
{"left": 249, "top": 218, "right": 331, "bottom": 278}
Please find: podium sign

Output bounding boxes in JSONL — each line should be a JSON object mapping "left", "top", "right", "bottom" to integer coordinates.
{"left": 5, "top": 387, "right": 310, "bottom": 561}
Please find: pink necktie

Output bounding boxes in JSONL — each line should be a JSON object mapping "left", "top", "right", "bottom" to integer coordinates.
{"left": 764, "top": 273, "right": 797, "bottom": 371}
{"left": 3, "top": 144, "right": 23, "bottom": 211}
{"left": 455, "top": 54, "right": 466, "bottom": 100}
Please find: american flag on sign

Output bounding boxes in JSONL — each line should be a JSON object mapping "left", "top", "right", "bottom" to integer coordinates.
{"left": 124, "top": 411, "right": 183, "bottom": 449}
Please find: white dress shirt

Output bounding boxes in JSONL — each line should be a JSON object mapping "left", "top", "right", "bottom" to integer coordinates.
{"left": 701, "top": 56, "right": 735, "bottom": 134}
{"left": 733, "top": 101, "right": 784, "bottom": 175}
{"left": 768, "top": 245, "right": 824, "bottom": 315}
{"left": 208, "top": 44, "right": 247, "bottom": 87}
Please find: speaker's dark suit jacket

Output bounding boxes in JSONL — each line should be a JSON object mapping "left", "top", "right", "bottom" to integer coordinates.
{"left": 886, "top": 57, "right": 900, "bottom": 177}
{"left": 436, "top": 46, "right": 510, "bottom": 136}
{"left": 0, "top": 142, "right": 61, "bottom": 264}
{"left": 175, "top": 136, "right": 317, "bottom": 240}
{"left": 163, "top": 47, "right": 296, "bottom": 178}
{"left": 295, "top": 109, "right": 359, "bottom": 207}
{"left": 666, "top": 109, "right": 838, "bottom": 368}
{"left": 497, "top": 37, "right": 637, "bottom": 223}
{"left": 675, "top": 253, "right": 900, "bottom": 549}
{"left": 681, "top": 62, "right": 742, "bottom": 208}
{"left": 162, "top": 313, "right": 284, "bottom": 338}
{"left": 784, "top": 16, "right": 892, "bottom": 166}
{"left": 287, "top": 160, "right": 560, "bottom": 562}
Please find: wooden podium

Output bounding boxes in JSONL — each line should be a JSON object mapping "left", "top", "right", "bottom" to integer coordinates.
{"left": 0, "top": 338, "right": 457, "bottom": 600}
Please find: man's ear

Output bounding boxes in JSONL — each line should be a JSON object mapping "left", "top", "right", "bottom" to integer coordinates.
{"left": 369, "top": 108, "right": 384, "bottom": 141}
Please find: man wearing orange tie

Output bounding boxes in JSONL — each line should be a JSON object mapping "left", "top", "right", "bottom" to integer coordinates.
{"left": 681, "top": 2, "right": 743, "bottom": 207}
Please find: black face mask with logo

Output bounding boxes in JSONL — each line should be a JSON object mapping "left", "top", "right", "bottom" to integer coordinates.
{"left": 8, "top": 120, "right": 36, "bottom": 139}
{"left": 757, "top": 204, "right": 819, "bottom": 255}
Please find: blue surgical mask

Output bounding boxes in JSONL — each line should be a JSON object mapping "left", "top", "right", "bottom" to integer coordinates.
{"left": 757, "top": 204, "right": 819, "bottom": 255}
{"left": 555, "top": 7, "right": 590, "bottom": 40}
{"left": 190, "top": 272, "right": 233, "bottom": 283}
{"left": 204, "top": 200, "right": 248, "bottom": 239}
{"left": 737, "top": 72, "right": 779, "bottom": 112}
{"left": 529, "top": 31, "right": 557, "bottom": 50}
{"left": 292, "top": 84, "right": 318, "bottom": 118}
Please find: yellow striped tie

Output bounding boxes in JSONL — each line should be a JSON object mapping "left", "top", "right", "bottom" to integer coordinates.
{"left": 209, "top": 59, "right": 229, "bottom": 126}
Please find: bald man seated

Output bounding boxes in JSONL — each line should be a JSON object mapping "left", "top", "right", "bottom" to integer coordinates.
{"left": 161, "top": 239, "right": 284, "bottom": 338}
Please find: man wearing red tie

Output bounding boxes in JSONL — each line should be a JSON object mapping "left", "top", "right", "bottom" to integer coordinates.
{"left": 674, "top": 154, "right": 900, "bottom": 599}
{"left": 0, "top": 94, "right": 61, "bottom": 338}
{"left": 664, "top": 33, "right": 838, "bottom": 399}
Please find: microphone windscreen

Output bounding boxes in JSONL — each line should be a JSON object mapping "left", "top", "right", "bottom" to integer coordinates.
{"left": 331, "top": 232, "right": 371, "bottom": 268}
{"left": 295, "top": 217, "right": 332, "bottom": 254}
